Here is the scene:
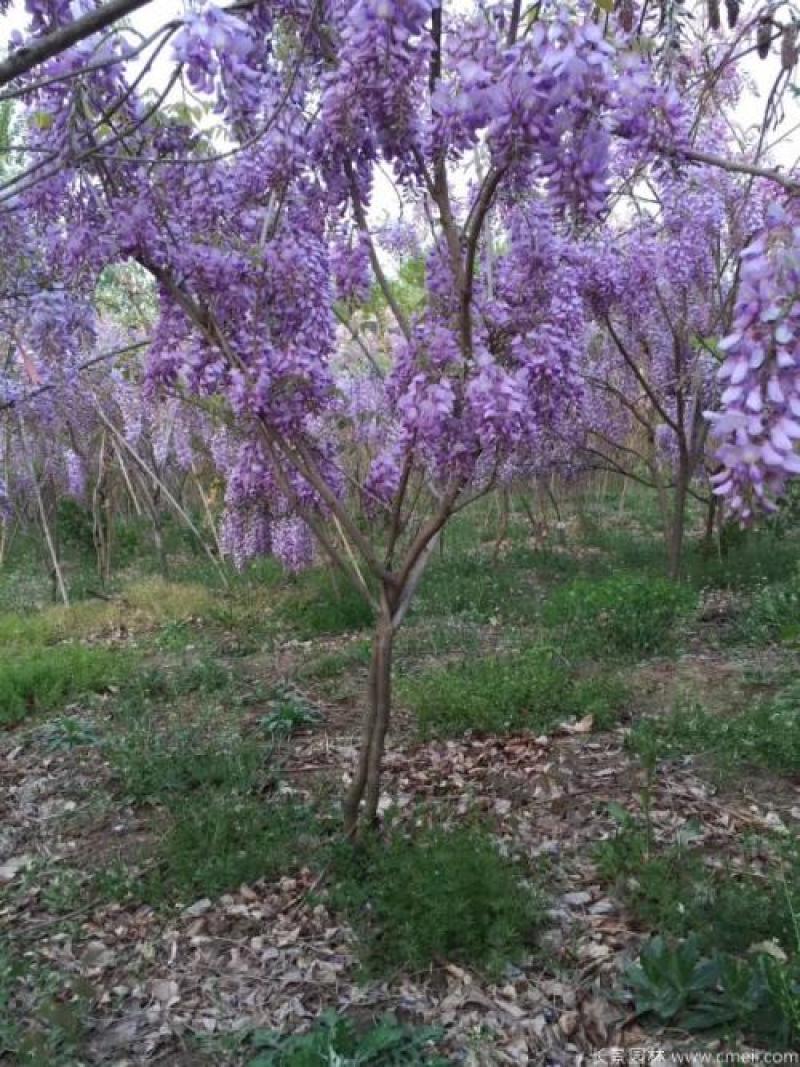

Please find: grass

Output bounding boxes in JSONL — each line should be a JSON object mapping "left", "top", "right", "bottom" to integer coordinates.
{"left": 627, "top": 679, "right": 800, "bottom": 776}
{"left": 144, "top": 794, "right": 316, "bottom": 904}
{"left": 279, "top": 571, "right": 374, "bottom": 636}
{"left": 543, "top": 574, "right": 696, "bottom": 657}
{"left": 595, "top": 815, "right": 800, "bottom": 956}
{"left": 247, "top": 1012, "right": 448, "bottom": 1067}
{"left": 734, "top": 570, "right": 800, "bottom": 644}
{"left": 108, "top": 718, "right": 268, "bottom": 802}
{"left": 402, "top": 647, "right": 630, "bottom": 738}
{"left": 412, "top": 550, "right": 543, "bottom": 624}
{"left": 0, "top": 944, "right": 90, "bottom": 1067}
{"left": 296, "top": 640, "right": 372, "bottom": 680}
{"left": 0, "top": 645, "right": 127, "bottom": 726}
{"left": 331, "top": 826, "right": 544, "bottom": 976}
{"left": 0, "top": 577, "right": 214, "bottom": 649}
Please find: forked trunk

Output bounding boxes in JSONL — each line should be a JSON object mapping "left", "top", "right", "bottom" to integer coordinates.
{"left": 343, "top": 597, "right": 395, "bottom": 837}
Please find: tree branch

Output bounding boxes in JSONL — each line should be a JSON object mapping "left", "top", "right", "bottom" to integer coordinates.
{"left": 0, "top": 0, "right": 156, "bottom": 88}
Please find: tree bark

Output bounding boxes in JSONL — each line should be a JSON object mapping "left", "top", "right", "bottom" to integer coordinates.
{"left": 667, "top": 453, "right": 689, "bottom": 580}
{"left": 343, "top": 594, "right": 395, "bottom": 836}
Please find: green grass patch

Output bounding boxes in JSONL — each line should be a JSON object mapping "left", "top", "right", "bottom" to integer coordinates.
{"left": 144, "top": 794, "right": 315, "bottom": 904}
{"left": 627, "top": 682, "right": 800, "bottom": 777}
{"left": 331, "top": 826, "right": 543, "bottom": 976}
{"left": 734, "top": 571, "right": 800, "bottom": 644}
{"left": 107, "top": 717, "right": 268, "bottom": 802}
{"left": 0, "top": 645, "right": 126, "bottom": 726}
{"left": 543, "top": 574, "right": 696, "bottom": 657}
{"left": 296, "top": 640, "right": 372, "bottom": 681}
{"left": 402, "top": 647, "right": 629, "bottom": 738}
{"left": 279, "top": 571, "right": 374, "bottom": 636}
{"left": 0, "top": 945, "right": 90, "bottom": 1066}
{"left": 413, "top": 551, "right": 542, "bottom": 624}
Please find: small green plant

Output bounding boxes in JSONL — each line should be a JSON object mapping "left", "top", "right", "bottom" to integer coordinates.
{"left": 248, "top": 1011, "right": 449, "bottom": 1067}
{"left": 331, "top": 826, "right": 543, "bottom": 976}
{"left": 258, "top": 688, "right": 321, "bottom": 736}
{"left": 144, "top": 794, "right": 315, "bottom": 903}
{"left": 297, "top": 641, "right": 372, "bottom": 680}
{"left": 0, "top": 645, "right": 126, "bottom": 726}
{"left": 596, "top": 815, "right": 800, "bottom": 955}
{"left": 38, "top": 714, "right": 99, "bottom": 750}
{"left": 569, "top": 673, "right": 630, "bottom": 730}
{"left": 544, "top": 574, "right": 695, "bottom": 657}
{"left": 625, "top": 936, "right": 800, "bottom": 1048}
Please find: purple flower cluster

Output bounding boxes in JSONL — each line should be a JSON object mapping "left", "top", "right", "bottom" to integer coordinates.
{"left": 709, "top": 205, "right": 800, "bottom": 518}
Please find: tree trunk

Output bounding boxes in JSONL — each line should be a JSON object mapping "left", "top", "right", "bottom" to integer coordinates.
{"left": 492, "top": 489, "right": 511, "bottom": 561}
{"left": 343, "top": 594, "right": 395, "bottom": 837}
{"left": 701, "top": 494, "right": 717, "bottom": 556}
{"left": 667, "top": 455, "right": 689, "bottom": 580}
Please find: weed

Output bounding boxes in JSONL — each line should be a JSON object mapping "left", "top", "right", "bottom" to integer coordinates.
{"left": 595, "top": 815, "right": 800, "bottom": 955}
{"left": 258, "top": 688, "right": 321, "bottom": 736}
{"left": 38, "top": 714, "right": 99, "bottom": 750}
{"left": 297, "top": 640, "right": 372, "bottom": 680}
{"left": 0, "top": 645, "right": 125, "bottom": 726}
{"left": 248, "top": 1011, "right": 449, "bottom": 1066}
{"left": 544, "top": 574, "right": 695, "bottom": 657}
{"left": 331, "top": 826, "right": 543, "bottom": 976}
{"left": 144, "top": 794, "right": 315, "bottom": 904}
{"left": 92, "top": 860, "right": 140, "bottom": 903}
{"left": 569, "top": 673, "right": 630, "bottom": 730}
{"left": 625, "top": 936, "right": 800, "bottom": 1048}
{"left": 413, "top": 551, "right": 542, "bottom": 624}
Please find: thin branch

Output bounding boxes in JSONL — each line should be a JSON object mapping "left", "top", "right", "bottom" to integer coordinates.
{"left": 0, "top": 0, "right": 156, "bottom": 88}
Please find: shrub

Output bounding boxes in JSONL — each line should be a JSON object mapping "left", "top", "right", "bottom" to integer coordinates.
{"left": 144, "top": 794, "right": 315, "bottom": 903}
{"left": 0, "top": 645, "right": 124, "bottom": 726}
{"left": 332, "top": 826, "right": 543, "bottom": 976}
{"left": 402, "top": 648, "right": 629, "bottom": 738}
{"left": 543, "top": 574, "right": 695, "bottom": 657}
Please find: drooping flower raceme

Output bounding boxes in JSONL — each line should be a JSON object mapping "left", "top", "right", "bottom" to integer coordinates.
{"left": 708, "top": 205, "right": 800, "bottom": 519}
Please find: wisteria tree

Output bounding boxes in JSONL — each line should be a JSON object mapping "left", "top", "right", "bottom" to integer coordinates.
{"left": 1, "top": 0, "right": 799, "bottom": 832}
{"left": 578, "top": 166, "right": 774, "bottom": 576}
